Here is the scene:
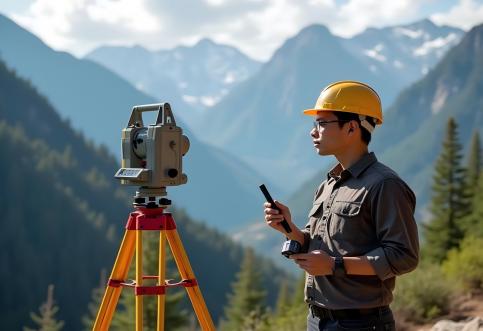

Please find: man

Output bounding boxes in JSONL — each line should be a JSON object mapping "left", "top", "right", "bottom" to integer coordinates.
{"left": 263, "top": 81, "right": 419, "bottom": 331}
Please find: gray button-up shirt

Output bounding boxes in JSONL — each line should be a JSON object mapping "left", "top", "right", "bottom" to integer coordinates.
{"left": 302, "top": 152, "right": 419, "bottom": 309}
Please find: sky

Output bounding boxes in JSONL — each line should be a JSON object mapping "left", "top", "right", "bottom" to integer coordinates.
{"left": 1, "top": 0, "right": 483, "bottom": 61}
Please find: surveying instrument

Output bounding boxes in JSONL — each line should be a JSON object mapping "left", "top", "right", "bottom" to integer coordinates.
{"left": 93, "top": 103, "right": 215, "bottom": 330}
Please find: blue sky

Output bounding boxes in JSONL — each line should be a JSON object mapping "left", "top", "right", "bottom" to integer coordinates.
{"left": 1, "top": 0, "right": 482, "bottom": 60}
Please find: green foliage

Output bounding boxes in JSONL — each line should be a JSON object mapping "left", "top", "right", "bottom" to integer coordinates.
{"left": 466, "top": 131, "right": 481, "bottom": 192}
{"left": 392, "top": 264, "right": 455, "bottom": 322}
{"left": 263, "top": 273, "right": 307, "bottom": 331}
{"left": 460, "top": 172, "right": 483, "bottom": 237}
{"left": 275, "top": 279, "right": 290, "bottom": 316}
{"left": 240, "top": 308, "right": 271, "bottom": 331}
{"left": 442, "top": 235, "right": 483, "bottom": 291}
{"left": 424, "top": 117, "right": 471, "bottom": 263}
{"left": 81, "top": 270, "right": 107, "bottom": 330}
{"left": 24, "top": 285, "right": 64, "bottom": 331}
{"left": 221, "top": 248, "right": 267, "bottom": 331}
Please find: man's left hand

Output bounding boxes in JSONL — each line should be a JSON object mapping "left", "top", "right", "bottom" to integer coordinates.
{"left": 290, "top": 250, "right": 334, "bottom": 276}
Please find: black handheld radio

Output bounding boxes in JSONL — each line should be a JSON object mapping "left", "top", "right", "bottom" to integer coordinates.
{"left": 259, "top": 184, "right": 301, "bottom": 258}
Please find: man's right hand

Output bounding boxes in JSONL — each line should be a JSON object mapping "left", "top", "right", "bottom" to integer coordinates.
{"left": 263, "top": 200, "right": 294, "bottom": 235}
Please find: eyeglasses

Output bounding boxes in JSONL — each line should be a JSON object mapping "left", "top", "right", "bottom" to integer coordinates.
{"left": 313, "top": 120, "right": 349, "bottom": 131}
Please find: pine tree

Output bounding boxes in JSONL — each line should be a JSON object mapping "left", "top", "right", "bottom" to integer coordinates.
{"left": 24, "top": 284, "right": 64, "bottom": 331}
{"left": 265, "top": 272, "right": 307, "bottom": 331}
{"left": 221, "top": 248, "right": 267, "bottom": 331}
{"left": 275, "top": 279, "right": 290, "bottom": 316}
{"left": 466, "top": 131, "right": 481, "bottom": 198}
{"left": 460, "top": 131, "right": 482, "bottom": 235}
{"left": 461, "top": 172, "right": 483, "bottom": 237}
{"left": 424, "top": 118, "right": 471, "bottom": 263}
{"left": 81, "top": 269, "right": 107, "bottom": 330}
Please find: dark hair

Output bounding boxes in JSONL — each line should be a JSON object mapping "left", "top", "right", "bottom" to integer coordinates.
{"left": 333, "top": 111, "right": 375, "bottom": 145}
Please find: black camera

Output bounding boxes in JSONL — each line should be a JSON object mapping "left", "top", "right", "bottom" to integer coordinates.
{"left": 281, "top": 239, "right": 301, "bottom": 258}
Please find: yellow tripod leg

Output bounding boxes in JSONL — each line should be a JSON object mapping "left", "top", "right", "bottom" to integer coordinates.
{"left": 93, "top": 228, "right": 136, "bottom": 330}
{"left": 157, "top": 231, "right": 166, "bottom": 331}
{"left": 166, "top": 229, "right": 216, "bottom": 331}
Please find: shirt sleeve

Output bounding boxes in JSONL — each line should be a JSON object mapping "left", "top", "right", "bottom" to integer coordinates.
{"left": 365, "top": 178, "right": 420, "bottom": 280}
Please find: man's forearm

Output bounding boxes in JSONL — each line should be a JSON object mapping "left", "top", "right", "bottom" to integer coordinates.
{"left": 287, "top": 227, "right": 306, "bottom": 245}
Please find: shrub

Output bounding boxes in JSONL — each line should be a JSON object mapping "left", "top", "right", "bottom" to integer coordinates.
{"left": 442, "top": 236, "right": 483, "bottom": 291}
{"left": 392, "top": 264, "right": 455, "bottom": 322}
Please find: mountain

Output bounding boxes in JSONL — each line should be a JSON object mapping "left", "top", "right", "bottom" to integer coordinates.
{"left": 85, "top": 38, "right": 262, "bottom": 132}
{"left": 234, "top": 22, "right": 482, "bottom": 258}
{"left": 372, "top": 22, "right": 483, "bottom": 209}
{"left": 343, "top": 19, "right": 463, "bottom": 103}
{"left": 0, "top": 13, "right": 279, "bottom": 231}
{"left": 196, "top": 20, "right": 463, "bottom": 191}
{"left": 200, "top": 24, "right": 377, "bottom": 189}
{"left": 0, "top": 60, "right": 288, "bottom": 329}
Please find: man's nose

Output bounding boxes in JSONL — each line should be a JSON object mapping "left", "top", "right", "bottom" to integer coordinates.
{"left": 310, "top": 127, "right": 319, "bottom": 138}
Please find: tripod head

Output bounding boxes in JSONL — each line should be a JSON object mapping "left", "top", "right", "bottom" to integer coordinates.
{"left": 114, "top": 103, "right": 190, "bottom": 207}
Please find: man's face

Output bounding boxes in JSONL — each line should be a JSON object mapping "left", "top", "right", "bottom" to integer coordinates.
{"left": 311, "top": 111, "right": 349, "bottom": 156}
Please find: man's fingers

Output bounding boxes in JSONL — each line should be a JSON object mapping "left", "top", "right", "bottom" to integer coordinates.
{"left": 265, "top": 214, "right": 283, "bottom": 221}
{"left": 264, "top": 208, "right": 279, "bottom": 215}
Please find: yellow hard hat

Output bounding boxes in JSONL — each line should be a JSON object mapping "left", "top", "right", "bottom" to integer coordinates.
{"left": 303, "top": 81, "right": 383, "bottom": 125}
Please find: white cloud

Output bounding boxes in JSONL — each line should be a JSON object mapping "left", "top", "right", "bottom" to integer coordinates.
{"left": 86, "top": 0, "right": 159, "bottom": 32}
{"left": 331, "top": 0, "right": 422, "bottom": 37}
{"left": 4, "top": 0, "right": 480, "bottom": 61}
{"left": 431, "top": 0, "right": 483, "bottom": 30}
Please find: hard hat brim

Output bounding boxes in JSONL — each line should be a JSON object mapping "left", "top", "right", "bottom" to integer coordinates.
{"left": 303, "top": 108, "right": 326, "bottom": 116}
{"left": 303, "top": 107, "right": 383, "bottom": 124}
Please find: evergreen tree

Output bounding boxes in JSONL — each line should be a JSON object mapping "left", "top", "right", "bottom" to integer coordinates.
{"left": 461, "top": 172, "right": 483, "bottom": 237}
{"left": 275, "top": 279, "right": 290, "bottom": 316}
{"left": 81, "top": 270, "right": 107, "bottom": 330}
{"left": 221, "top": 248, "right": 267, "bottom": 331}
{"left": 461, "top": 131, "right": 482, "bottom": 235}
{"left": 424, "top": 118, "right": 471, "bottom": 263}
{"left": 24, "top": 285, "right": 64, "bottom": 331}
{"left": 466, "top": 131, "right": 481, "bottom": 198}
{"left": 265, "top": 273, "right": 307, "bottom": 331}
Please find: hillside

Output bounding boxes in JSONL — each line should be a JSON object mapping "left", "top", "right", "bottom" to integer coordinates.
{"left": 199, "top": 20, "right": 462, "bottom": 191}
{"left": 0, "top": 13, "right": 284, "bottom": 231}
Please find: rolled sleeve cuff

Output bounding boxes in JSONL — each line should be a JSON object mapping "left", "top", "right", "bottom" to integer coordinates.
{"left": 366, "top": 247, "right": 395, "bottom": 281}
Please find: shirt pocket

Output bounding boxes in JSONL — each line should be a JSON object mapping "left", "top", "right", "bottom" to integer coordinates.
{"left": 308, "top": 202, "right": 323, "bottom": 218}
{"left": 307, "top": 202, "right": 323, "bottom": 237}
{"left": 329, "top": 200, "right": 372, "bottom": 248}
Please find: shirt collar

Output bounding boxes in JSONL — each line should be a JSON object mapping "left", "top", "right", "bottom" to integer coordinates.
{"left": 327, "top": 152, "right": 377, "bottom": 181}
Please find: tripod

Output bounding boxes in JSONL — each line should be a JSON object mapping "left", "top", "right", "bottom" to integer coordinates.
{"left": 93, "top": 188, "right": 215, "bottom": 330}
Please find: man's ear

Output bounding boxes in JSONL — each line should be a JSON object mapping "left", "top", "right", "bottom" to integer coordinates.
{"left": 348, "top": 120, "right": 357, "bottom": 133}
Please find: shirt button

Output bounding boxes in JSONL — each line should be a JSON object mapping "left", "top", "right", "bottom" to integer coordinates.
{"left": 322, "top": 216, "right": 327, "bottom": 220}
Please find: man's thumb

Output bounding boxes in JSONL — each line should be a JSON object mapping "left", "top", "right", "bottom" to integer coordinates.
{"left": 274, "top": 200, "right": 287, "bottom": 211}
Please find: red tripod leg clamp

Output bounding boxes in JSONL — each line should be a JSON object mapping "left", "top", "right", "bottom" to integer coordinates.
{"left": 135, "top": 285, "right": 166, "bottom": 296}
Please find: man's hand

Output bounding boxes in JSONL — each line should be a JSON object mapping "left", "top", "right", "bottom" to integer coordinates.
{"left": 290, "top": 250, "right": 335, "bottom": 276}
{"left": 263, "top": 200, "right": 293, "bottom": 235}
